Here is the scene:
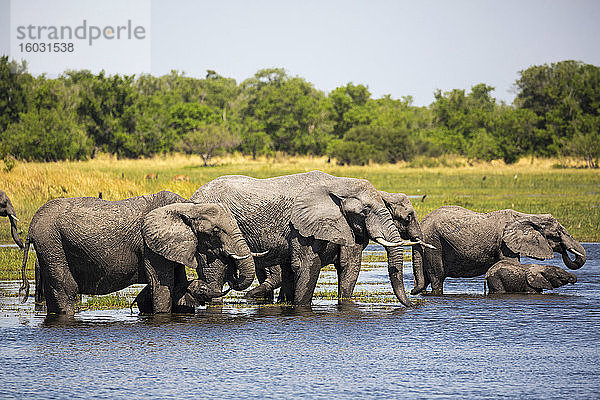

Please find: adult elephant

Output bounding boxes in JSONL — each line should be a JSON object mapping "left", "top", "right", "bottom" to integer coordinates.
{"left": 191, "top": 170, "right": 415, "bottom": 306}
{"left": 485, "top": 260, "right": 577, "bottom": 294}
{"left": 244, "top": 191, "right": 428, "bottom": 303}
{"left": 0, "top": 190, "right": 24, "bottom": 248}
{"left": 19, "top": 191, "right": 255, "bottom": 315}
{"left": 412, "top": 206, "right": 586, "bottom": 295}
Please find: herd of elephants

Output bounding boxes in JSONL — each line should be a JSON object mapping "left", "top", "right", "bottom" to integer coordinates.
{"left": 0, "top": 170, "right": 587, "bottom": 316}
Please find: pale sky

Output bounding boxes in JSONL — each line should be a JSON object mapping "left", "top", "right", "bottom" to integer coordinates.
{"left": 2, "top": 0, "right": 600, "bottom": 106}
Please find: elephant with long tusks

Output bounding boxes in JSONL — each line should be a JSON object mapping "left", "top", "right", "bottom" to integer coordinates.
{"left": 191, "top": 170, "right": 419, "bottom": 306}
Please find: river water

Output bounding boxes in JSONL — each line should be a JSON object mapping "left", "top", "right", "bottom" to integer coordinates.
{"left": 1, "top": 244, "right": 599, "bottom": 399}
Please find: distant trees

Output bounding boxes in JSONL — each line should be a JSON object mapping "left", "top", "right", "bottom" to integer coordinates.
{"left": 0, "top": 57, "right": 598, "bottom": 167}
{"left": 176, "top": 123, "right": 240, "bottom": 166}
{"left": 514, "top": 60, "right": 600, "bottom": 166}
{"left": 238, "top": 68, "right": 333, "bottom": 155}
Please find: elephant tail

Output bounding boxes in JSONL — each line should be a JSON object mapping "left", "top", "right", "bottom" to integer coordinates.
{"left": 484, "top": 278, "right": 487, "bottom": 296}
{"left": 19, "top": 235, "right": 32, "bottom": 303}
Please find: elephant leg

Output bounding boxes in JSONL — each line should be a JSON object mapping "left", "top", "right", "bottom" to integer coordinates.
{"left": 245, "top": 265, "right": 279, "bottom": 302}
{"left": 172, "top": 265, "right": 195, "bottom": 314}
{"left": 336, "top": 245, "right": 363, "bottom": 299}
{"left": 277, "top": 263, "right": 294, "bottom": 303}
{"left": 411, "top": 245, "right": 428, "bottom": 295}
{"left": 144, "top": 253, "right": 174, "bottom": 314}
{"left": 38, "top": 253, "right": 78, "bottom": 315}
{"left": 426, "top": 248, "right": 445, "bottom": 295}
{"left": 133, "top": 285, "right": 154, "bottom": 313}
{"left": 291, "top": 242, "right": 322, "bottom": 306}
{"left": 429, "top": 275, "right": 445, "bottom": 295}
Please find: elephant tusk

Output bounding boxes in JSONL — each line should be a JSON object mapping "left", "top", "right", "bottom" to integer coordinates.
{"left": 251, "top": 250, "right": 269, "bottom": 257}
{"left": 568, "top": 248, "right": 584, "bottom": 258}
{"left": 8, "top": 214, "right": 18, "bottom": 222}
{"left": 229, "top": 253, "right": 252, "bottom": 260}
{"left": 416, "top": 239, "right": 437, "bottom": 250}
{"left": 375, "top": 237, "right": 416, "bottom": 247}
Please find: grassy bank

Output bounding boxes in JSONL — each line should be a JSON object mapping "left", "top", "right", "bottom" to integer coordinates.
{"left": 1, "top": 154, "right": 598, "bottom": 245}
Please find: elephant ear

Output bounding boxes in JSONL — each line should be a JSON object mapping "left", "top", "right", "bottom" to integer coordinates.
{"left": 526, "top": 267, "right": 553, "bottom": 290}
{"left": 142, "top": 204, "right": 198, "bottom": 269}
{"left": 502, "top": 219, "right": 554, "bottom": 260}
{"left": 291, "top": 184, "right": 355, "bottom": 246}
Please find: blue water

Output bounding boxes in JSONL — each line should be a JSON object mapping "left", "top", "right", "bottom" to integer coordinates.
{"left": 1, "top": 244, "right": 599, "bottom": 399}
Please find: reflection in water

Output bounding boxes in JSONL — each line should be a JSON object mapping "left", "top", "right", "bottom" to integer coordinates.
{"left": 0, "top": 244, "right": 599, "bottom": 399}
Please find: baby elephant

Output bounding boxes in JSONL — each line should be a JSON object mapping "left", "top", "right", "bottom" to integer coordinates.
{"left": 485, "top": 260, "right": 577, "bottom": 294}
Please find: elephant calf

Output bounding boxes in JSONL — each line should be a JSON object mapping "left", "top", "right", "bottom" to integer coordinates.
{"left": 19, "top": 191, "right": 255, "bottom": 316}
{"left": 485, "top": 261, "right": 577, "bottom": 294}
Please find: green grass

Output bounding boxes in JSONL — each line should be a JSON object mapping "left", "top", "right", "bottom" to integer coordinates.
{"left": 78, "top": 294, "right": 131, "bottom": 311}
{"left": 0, "top": 248, "right": 35, "bottom": 281}
{"left": 1, "top": 153, "right": 597, "bottom": 301}
{"left": 2, "top": 154, "right": 597, "bottom": 243}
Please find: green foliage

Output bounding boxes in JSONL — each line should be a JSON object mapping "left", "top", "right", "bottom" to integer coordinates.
{"left": 337, "top": 125, "right": 414, "bottom": 165}
{"left": 238, "top": 118, "right": 272, "bottom": 159}
{"left": 0, "top": 57, "right": 598, "bottom": 165}
{"left": 176, "top": 123, "right": 240, "bottom": 166}
{"left": 239, "top": 68, "right": 333, "bottom": 155}
{"left": 329, "top": 83, "right": 373, "bottom": 137}
{"left": 327, "top": 138, "right": 375, "bottom": 165}
{"left": 515, "top": 60, "right": 600, "bottom": 162}
{"left": 566, "top": 114, "right": 600, "bottom": 168}
{"left": 169, "top": 102, "right": 222, "bottom": 136}
{"left": 3, "top": 107, "right": 92, "bottom": 161}
{"left": 0, "top": 56, "right": 30, "bottom": 132}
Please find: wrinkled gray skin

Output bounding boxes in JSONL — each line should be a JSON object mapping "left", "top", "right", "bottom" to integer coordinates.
{"left": 413, "top": 206, "right": 586, "bottom": 295}
{"left": 485, "top": 260, "right": 577, "bottom": 294}
{"left": 19, "top": 191, "right": 255, "bottom": 315}
{"left": 243, "top": 191, "right": 424, "bottom": 302}
{"left": 191, "top": 171, "right": 413, "bottom": 306}
{"left": 0, "top": 190, "right": 24, "bottom": 248}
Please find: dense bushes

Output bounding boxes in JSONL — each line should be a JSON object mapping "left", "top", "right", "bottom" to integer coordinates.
{"left": 0, "top": 56, "right": 598, "bottom": 166}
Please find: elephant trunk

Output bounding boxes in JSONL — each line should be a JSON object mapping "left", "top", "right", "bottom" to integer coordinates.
{"left": 6, "top": 200, "right": 24, "bottom": 249}
{"left": 226, "top": 233, "right": 256, "bottom": 291}
{"left": 187, "top": 279, "right": 230, "bottom": 302}
{"left": 410, "top": 244, "right": 426, "bottom": 295}
{"left": 561, "top": 240, "right": 586, "bottom": 270}
{"left": 406, "top": 217, "right": 424, "bottom": 243}
{"left": 387, "top": 246, "right": 412, "bottom": 307}
{"left": 368, "top": 208, "right": 412, "bottom": 307}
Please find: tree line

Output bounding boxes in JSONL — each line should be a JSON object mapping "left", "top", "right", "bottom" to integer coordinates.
{"left": 1, "top": 56, "right": 598, "bottom": 167}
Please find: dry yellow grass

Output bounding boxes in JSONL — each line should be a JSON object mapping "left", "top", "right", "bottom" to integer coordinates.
{"left": 1, "top": 153, "right": 598, "bottom": 243}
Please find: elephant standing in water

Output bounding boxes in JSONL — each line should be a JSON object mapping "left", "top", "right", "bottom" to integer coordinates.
{"left": 19, "top": 191, "right": 255, "bottom": 315}
{"left": 243, "top": 190, "right": 428, "bottom": 302}
{"left": 191, "top": 171, "right": 416, "bottom": 306}
{"left": 412, "top": 206, "right": 586, "bottom": 295}
{"left": 0, "top": 190, "right": 24, "bottom": 248}
{"left": 485, "top": 260, "right": 577, "bottom": 294}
